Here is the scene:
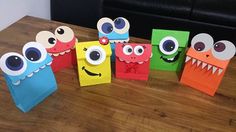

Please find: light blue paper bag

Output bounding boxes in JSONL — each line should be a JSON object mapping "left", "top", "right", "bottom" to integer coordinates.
{"left": 0, "top": 42, "right": 57, "bottom": 112}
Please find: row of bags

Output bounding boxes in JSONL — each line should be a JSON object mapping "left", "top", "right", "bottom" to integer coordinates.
{"left": 0, "top": 17, "right": 235, "bottom": 112}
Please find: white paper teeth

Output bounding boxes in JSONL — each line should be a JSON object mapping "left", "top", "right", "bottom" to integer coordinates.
{"left": 13, "top": 80, "right": 20, "bottom": 86}
{"left": 65, "top": 49, "right": 71, "bottom": 53}
{"left": 212, "top": 66, "right": 218, "bottom": 74}
{"left": 40, "top": 65, "right": 46, "bottom": 69}
{"left": 51, "top": 49, "right": 71, "bottom": 57}
{"left": 27, "top": 73, "right": 34, "bottom": 77}
{"left": 197, "top": 60, "right": 202, "bottom": 67}
{"left": 53, "top": 53, "right": 59, "bottom": 57}
{"left": 59, "top": 52, "right": 65, "bottom": 55}
{"left": 207, "top": 64, "right": 212, "bottom": 70}
{"left": 167, "top": 57, "right": 174, "bottom": 61}
{"left": 218, "top": 69, "right": 223, "bottom": 75}
{"left": 47, "top": 62, "right": 52, "bottom": 65}
{"left": 119, "top": 58, "right": 124, "bottom": 62}
{"left": 185, "top": 56, "right": 191, "bottom": 62}
{"left": 202, "top": 62, "right": 207, "bottom": 69}
{"left": 192, "top": 58, "right": 196, "bottom": 64}
{"left": 34, "top": 69, "right": 40, "bottom": 73}
{"left": 138, "top": 61, "right": 144, "bottom": 64}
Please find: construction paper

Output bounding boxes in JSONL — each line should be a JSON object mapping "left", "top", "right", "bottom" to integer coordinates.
{"left": 75, "top": 37, "right": 112, "bottom": 86}
{"left": 36, "top": 26, "right": 77, "bottom": 72}
{"left": 150, "top": 29, "right": 190, "bottom": 71}
{"left": 115, "top": 43, "right": 152, "bottom": 80}
{"left": 97, "top": 17, "right": 130, "bottom": 62}
{"left": 180, "top": 33, "right": 236, "bottom": 96}
{"left": 0, "top": 42, "right": 57, "bottom": 112}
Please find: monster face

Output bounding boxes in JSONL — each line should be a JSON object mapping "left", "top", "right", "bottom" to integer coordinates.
{"left": 150, "top": 29, "right": 190, "bottom": 71}
{"left": 180, "top": 33, "right": 236, "bottom": 96}
{"left": 115, "top": 43, "right": 152, "bottom": 80}
{"left": 36, "top": 26, "right": 77, "bottom": 72}
{"left": 76, "top": 38, "right": 112, "bottom": 86}
{"left": 97, "top": 17, "right": 130, "bottom": 61}
{"left": 0, "top": 42, "right": 57, "bottom": 112}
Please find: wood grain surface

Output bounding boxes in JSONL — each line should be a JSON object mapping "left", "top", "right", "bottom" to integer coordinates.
{"left": 0, "top": 16, "right": 235, "bottom": 132}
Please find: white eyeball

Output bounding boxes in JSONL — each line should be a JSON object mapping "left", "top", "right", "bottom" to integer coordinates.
{"left": 134, "top": 45, "right": 144, "bottom": 56}
{"left": 0, "top": 52, "right": 27, "bottom": 76}
{"left": 123, "top": 45, "right": 133, "bottom": 55}
{"left": 36, "top": 31, "right": 57, "bottom": 49}
{"left": 55, "top": 26, "right": 75, "bottom": 43}
{"left": 97, "top": 18, "right": 114, "bottom": 34}
{"left": 85, "top": 46, "right": 106, "bottom": 65}
{"left": 113, "top": 17, "right": 130, "bottom": 34}
{"left": 22, "top": 42, "right": 47, "bottom": 63}
{"left": 159, "top": 36, "right": 179, "bottom": 55}
{"left": 212, "top": 40, "right": 236, "bottom": 60}
{"left": 191, "top": 33, "right": 214, "bottom": 52}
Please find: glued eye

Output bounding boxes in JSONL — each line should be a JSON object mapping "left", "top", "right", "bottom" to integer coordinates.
{"left": 85, "top": 46, "right": 106, "bottom": 65}
{"left": 22, "top": 42, "right": 47, "bottom": 63}
{"left": 55, "top": 26, "right": 74, "bottom": 43}
{"left": 123, "top": 45, "right": 133, "bottom": 55}
{"left": 0, "top": 52, "right": 27, "bottom": 76}
{"left": 134, "top": 46, "right": 144, "bottom": 56}
{"left": 212, "top": 40, "right": 236, "bottom": 60}
{"left": 36, "top": 31, "right": 57, "bottom": 49}
{"left": 159, "top": 36, "right": 179, "bottom": 55}
{"left": 113, "top": 17, "right": 130, "bottom": 34}
{"left": 191, "top": 33, "right": 213, "bottom": 52}
{"left": 97, "top": 18, "right": 114, "bottom": 34}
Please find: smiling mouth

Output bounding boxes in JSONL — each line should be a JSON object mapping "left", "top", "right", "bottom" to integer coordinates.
{"left": 82, "top": 66, "right": 101, "bottom": 77}
{"left": 160, "top": 51, "right": 181, "bottom": 63}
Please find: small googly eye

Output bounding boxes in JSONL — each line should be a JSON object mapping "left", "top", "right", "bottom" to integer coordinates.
{"left": 159, "top": 36, "right": 179, "bottom": 55}
{"left": 0, "top": 52, "right": 27, "bottom": 76}
{"left": 97, "top": 18, "right": 114, "bottom": 34}
{"left": 123, "top": 45, "right": 133, "bottom": 55}
{"left": 191, "top": 33, "right": 213, "bottom": 52}
{"left": 22, "top": 42, "right": 47, "bottom": 63}
{"left": 113, "top": 17, "right": 130, "bottom": 34}
{"left": 55, "top": 26, "right": 75, "bottom": 43}
{"left": 85, "top": 46, "right": 106, "bottom": 65}
{"left": 134, "top": 46, "right": 144, "bottom": 56}
{"left": 212, "top": 40, "right": 236, "bottom": 60}
{"left": 36, "top": 31, "right": 57, "bottom": 49}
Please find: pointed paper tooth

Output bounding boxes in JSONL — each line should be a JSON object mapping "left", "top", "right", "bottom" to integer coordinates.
{"left": 192, "top": 58, "right": 196, "bottom": 64}
{"left": 40, "top": 65, "right": 46, "bottom": 69}
{"left": 207, "top": 64, "right": 212, "bottom": 70}
{"left": 138, "top": 61, "right": 144, "bottom": 64}
{"left": 27, "top": 73, "right": 34, "bottom": 77}
{"left": 34, "top": 69, "right": 40, "bottom": 73}
{"left": 65, "top": 49, "right": 71, "bottom": 53}
{"left": 13, "top": 80, "right": 20, "bottom": 85}
{"left": 185, "top": 56, "right": 191, "bottom": 62}
{"left": 59, "top": 52, "right": 65, "bottom": 55}
{"left": 119, "top": 58, "right": 124, "bottom": 61}
{"left": 53, "top": 53, "right": 59, "bottom": 57}
{"left": 126, "top": 61, "right": 130, "bottom": 63}
{"left": 47, "top": 62, "right": 52, "bottom": 65}
{"left": 218, "top": 69, "right": 223, "bottom": 75}
{"left": 212, "top": 66, "right": 218, "bottom": 74}
{"left": 202, "top": 62, "right": 207, "bottom": 69}
{"left": 197, "top": 60, "right": 201, "bottom": 67}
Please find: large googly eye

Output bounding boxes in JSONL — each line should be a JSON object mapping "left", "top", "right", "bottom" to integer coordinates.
{"left": 113, "top": 17, "right": 130, "bottom": 34}
{"left": 191, "top": 33, "right": 213, "bottom": 52}
{"left": 159, "top": 36, "right": 179, "bottom": 55}
{"left": 97, "top": 18, "right": 114, "bottom": 34}
{"left": 55, "top": 26, "right": 75, "bottom": 43}
{"left": 85, "top": 46, "right": 106, "bottom": 65}
{"left": 22, "top": 42, "right": 47, "bottom": 63}
{"left": 212, "top": 40, "right": 236, "bottom": 60}
{"left": 36, "top": 31, "right": 57, "bottom": 49}
{"left": 0, "top": 52, "right": 27, "bottom": 76}
{"left": 134, "top": 46, "right": 144, "bottom": 56}
{"left": 123, "top": 45, "right": 133, "bottom": 55}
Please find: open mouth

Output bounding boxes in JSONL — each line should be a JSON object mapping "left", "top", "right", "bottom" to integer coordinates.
{"left": 161, "top": 51, "right": 181, "bottom": 63}
{"left": 48, "top": 47, "right": 75, "bottom": 57}
{"left": 82, "top": 66, "right": 101, "bottom": 77}
{"left": 109, "top": 38, "right": 129, "bottom": 43}
{"left": 185, "top": 56, "right": 224, "bottom": 75}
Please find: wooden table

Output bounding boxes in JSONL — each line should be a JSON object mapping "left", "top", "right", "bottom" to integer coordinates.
{"left": 0, "top": 16, "right": 235, "bottom": 132}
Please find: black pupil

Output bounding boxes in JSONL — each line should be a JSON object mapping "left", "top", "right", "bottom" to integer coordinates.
{"left": 214, "top": 42, "right": 225, "bottom": 52}
{"left": 128, "top": 48, "right": 132, "bottom": 53}
{"left": 57, "top": 28, "right": 64, "bottom": 34}
{"left": 6, "top": 56, "right": 23, "bottom": 71}
{"left": 194, "top": 42, "right": 205, "bottom": 51}
{"left": 90, "top": 51, "right": 100, "bottom": 61}
{"left": 26, "top": 48, "right": 41, "bottom": 61}
{"left": 163, "top": 40, "right": 175, "bottom": 52}
{"left": 48, "top": 37, "right": 56, "bottom": 44}
{"left": 138, "top": 48, "right": 143, "bottom": 53}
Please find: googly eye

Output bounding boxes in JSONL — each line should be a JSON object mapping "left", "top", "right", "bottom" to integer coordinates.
{"left": 36, "top": 31, "right": 57, "bottom": 49}
{"left": 0, "top": 52, "right": 27, "bottom": 76}
{"left": 85, "top": 46, "right": 106, "bottom": 65}
{"left": 22, "top": 42, "right": 47, "bottom": 63}
{"left": 212, "top": 40, "right": 236, "bottom": 60}
{"left": 159, "top": 36, "right": 179, "bottom": 55}
{"left": 191, "top": 33, "right": 213, "bottom": 52}
{"left": 113, "top": 17, "right": 130, "bottom": 34}
{"left": 97, "top": 18, "right": 114, "bottom": 34}
{"left": 55, "top": 26, "right": 75, "bottom": 43}
{"left": 134, "top": 46, "right": 144, "bottom": 56}
{"left": 123, "top": 45, "right": 133, "bottom": 55}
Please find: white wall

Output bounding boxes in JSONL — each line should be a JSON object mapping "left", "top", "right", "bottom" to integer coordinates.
{"left": 0, "top": 0, "right": 51, "bottom": 31}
